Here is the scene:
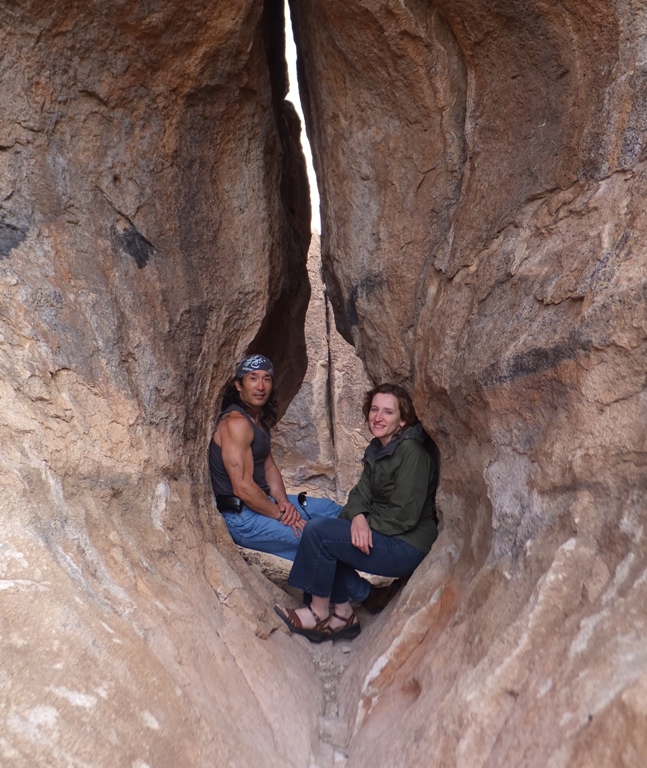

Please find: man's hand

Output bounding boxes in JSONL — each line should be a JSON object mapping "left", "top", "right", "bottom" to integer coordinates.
{"left": 277, "top": 499, "right": 305, "bottom": 537}
{"left": 265, "top": 452, "right": 304, "bottom": 537}
{"left": 351, "top": 514, "right": 372, "bottom": 555}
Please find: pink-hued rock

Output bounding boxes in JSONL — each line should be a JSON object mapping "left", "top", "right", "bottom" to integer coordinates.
{"left": 2, "top": 0, "right": 647, "bottom": 766}
{"left": 292, "top": 1, "right": 647, "bottom": 765}
{"left": 273, "top": 232, "right": 371, "bottom": 502}
{"left": 0, "top": 1, "right": 318, "bottom": 766}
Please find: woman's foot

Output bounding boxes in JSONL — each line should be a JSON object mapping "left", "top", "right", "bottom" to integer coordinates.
{"left": 292, "top": 604, "right": 328, "bottom": 629}
{"left": 322, "top": 607, "right": 361, "bottom": 640}
{"left": 326, "top": 603, "right": 355, "bottom": 631}
{"left": 274, "top": 604, "right": 329, "bottom": 643}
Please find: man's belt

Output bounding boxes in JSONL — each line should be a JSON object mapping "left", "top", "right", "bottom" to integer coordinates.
{"left": 216, "top": 495, "right": 243, "bottom": 513}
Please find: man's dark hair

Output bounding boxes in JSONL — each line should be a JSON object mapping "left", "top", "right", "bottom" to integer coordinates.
{"left": 361, "top": 382, "right": 418, "bottom": 429}
{"left": 219, "top": 381, "right": 279, "bottom": 428}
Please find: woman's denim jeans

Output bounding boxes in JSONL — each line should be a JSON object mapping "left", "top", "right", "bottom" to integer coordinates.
{"left": 287, "top": 517, "right": 426, "bottom": 604}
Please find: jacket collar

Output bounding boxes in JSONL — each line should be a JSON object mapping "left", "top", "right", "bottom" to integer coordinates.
{"left": 364, "top": 422, "right": 424, "bottom": 461}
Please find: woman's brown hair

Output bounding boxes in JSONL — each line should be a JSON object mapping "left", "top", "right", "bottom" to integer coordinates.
{"left": 362, "top": 383, "right": 418, "bottom": 428}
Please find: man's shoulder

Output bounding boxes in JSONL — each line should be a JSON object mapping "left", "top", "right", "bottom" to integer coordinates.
{"left": 222, "top": 408, "right": 249, "bottom": 422}
{"left": 217, "top": 410, "right": 254, "bottom": 442}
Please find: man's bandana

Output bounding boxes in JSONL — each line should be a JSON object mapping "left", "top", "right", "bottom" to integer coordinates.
{"left": 235, "top": 354, "right": 274, "bottom": 379}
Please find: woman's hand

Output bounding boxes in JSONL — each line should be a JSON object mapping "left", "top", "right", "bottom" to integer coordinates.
{"left": 351, "top": 514, "right": 372, "bottom": 555}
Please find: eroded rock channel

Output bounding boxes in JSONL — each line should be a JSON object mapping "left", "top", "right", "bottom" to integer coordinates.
{"left": 1, "top": 1, "right": 646, "bottom": 767}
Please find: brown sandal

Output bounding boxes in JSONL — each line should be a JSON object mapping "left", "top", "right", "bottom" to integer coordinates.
{"left": 322, "top": 609, "right": 361, "bottom": 640}
{"left": 274, "top": 604, "right": 328, "bottom": 643}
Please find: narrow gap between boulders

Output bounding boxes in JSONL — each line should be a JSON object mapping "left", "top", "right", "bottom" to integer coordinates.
{"left": 240, "top": 548, "right": 394, "bottom": 767}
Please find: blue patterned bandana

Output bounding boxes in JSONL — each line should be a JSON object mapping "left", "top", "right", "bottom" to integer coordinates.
{"left": 235, "top": 354, "right": 274, "bottom": 379}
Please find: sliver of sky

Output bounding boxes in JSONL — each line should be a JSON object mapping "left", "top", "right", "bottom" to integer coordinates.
{"left": 284, "top": 1, "right": 321, "bottom": 233}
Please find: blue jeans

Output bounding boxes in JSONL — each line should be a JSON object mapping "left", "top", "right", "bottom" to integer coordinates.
{"left": 287, "top": 517, "right": 426, "bottom": 604}
{"left": 220, "top": 494, "right": 342, "bottom": 561}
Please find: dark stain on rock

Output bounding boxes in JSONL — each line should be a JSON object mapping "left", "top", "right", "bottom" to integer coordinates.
{"left": 0, "top": 222, "right": 27, "bottom": 259}
{"left": 346, "top": 274, "right": 387, "bottom": 327}
{"left": 110, "top": 223, "right": 155, "bottom": 269}
{"left": 483, "top": 335, "right": 592, "bottom": 386}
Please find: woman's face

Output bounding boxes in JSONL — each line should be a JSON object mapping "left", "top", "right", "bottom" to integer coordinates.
{"left": 368, "top": 393, "right": 406, "bottom": 446}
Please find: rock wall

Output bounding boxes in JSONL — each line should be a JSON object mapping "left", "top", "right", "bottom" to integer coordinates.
{"left": 0, "top": 2, "right": 321, "bottom": 766}
{"left": 273, "top": 232, "right": 371, "bottom": 502}
{"left": 291, "top": 1, "right": 647, "bottom": 766}
{"left": 2, "top": 0, "right": 646, "bottom": 766}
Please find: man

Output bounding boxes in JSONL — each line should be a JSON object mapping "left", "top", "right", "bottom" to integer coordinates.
{"left": 209, "top": 354, "right": 342, "bottom": 560}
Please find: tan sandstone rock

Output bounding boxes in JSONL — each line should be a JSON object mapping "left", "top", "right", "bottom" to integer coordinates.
{"left": 0, "top": 2, "right": 320, "bottom": 766}
{"left": 273, "top": 232, "right": 371, "bottom": 502}
{"left": 291, "top": 1, "right": 647, "bottom": 765}
{"left": 2, "top": 0, "right": 647, "bottom": 766}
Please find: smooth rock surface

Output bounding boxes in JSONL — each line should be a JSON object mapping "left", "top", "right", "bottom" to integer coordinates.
{"left": 0, "top": 2, "right": 319, "bottom": 766}
{"left": 273, "top": 232, "right": 371, "bottom": 502}
{"left": 1, "top": 0, "right": 646, "bottom": 766}
{"left": 291, "top": 1, "right": 647, "bottom": 765}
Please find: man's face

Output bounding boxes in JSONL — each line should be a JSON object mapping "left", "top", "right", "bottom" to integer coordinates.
{"left": 235, "top": 370, "right": 273, "bottom": 408}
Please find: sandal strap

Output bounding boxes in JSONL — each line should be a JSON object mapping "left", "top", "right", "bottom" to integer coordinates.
{"left": 328, "top": 609, "right": 358, "bottom": 628}
{"left": 307, "top": 604, "right": 329, "bottom": 629}
{"left": 283, "top": 605, "right": 329, "bottom": 631}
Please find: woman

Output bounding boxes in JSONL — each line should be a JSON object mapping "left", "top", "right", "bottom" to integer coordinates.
{"left": 275, "top": 383, "right": 440, "bottom": 642}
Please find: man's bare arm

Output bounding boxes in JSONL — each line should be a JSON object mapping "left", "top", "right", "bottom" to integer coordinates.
{"left": 264, "top": 452, "right": 290, "bottom": 506}
{"left": 218, "top": 414, "right": 281, "bottom": 519}
{"left": 264, "top": 452, "right": 304, "bottom": 532}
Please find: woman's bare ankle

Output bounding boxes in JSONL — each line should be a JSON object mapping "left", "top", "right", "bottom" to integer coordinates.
{"left": 296, "top": 604, "right": 328, "bottom": 628}
{"left": 332, "top": 602, "right": 353, "bottom": 619}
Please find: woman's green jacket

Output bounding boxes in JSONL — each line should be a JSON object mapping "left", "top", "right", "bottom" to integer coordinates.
{"left": 338, "top": 422, "right": 440, "bottom": 554}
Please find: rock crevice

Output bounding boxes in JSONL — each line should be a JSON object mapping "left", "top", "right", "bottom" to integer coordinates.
{"left": 1, "top": 1, "right": 646, "bottom": 766}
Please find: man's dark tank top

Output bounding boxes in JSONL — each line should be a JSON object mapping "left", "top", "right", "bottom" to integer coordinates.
{"left": 209, "top": 404, "right": 271, "bottom": 497}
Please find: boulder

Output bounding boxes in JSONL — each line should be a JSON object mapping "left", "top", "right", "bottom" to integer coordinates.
{"left": 2, "top": 0, "right": 646, "bottom": 765}
{"left": 291, "top": 1, "right": 647, "bottom": 765}
{"left": 0, "top": 1, "right": 319, "bottom": 765}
